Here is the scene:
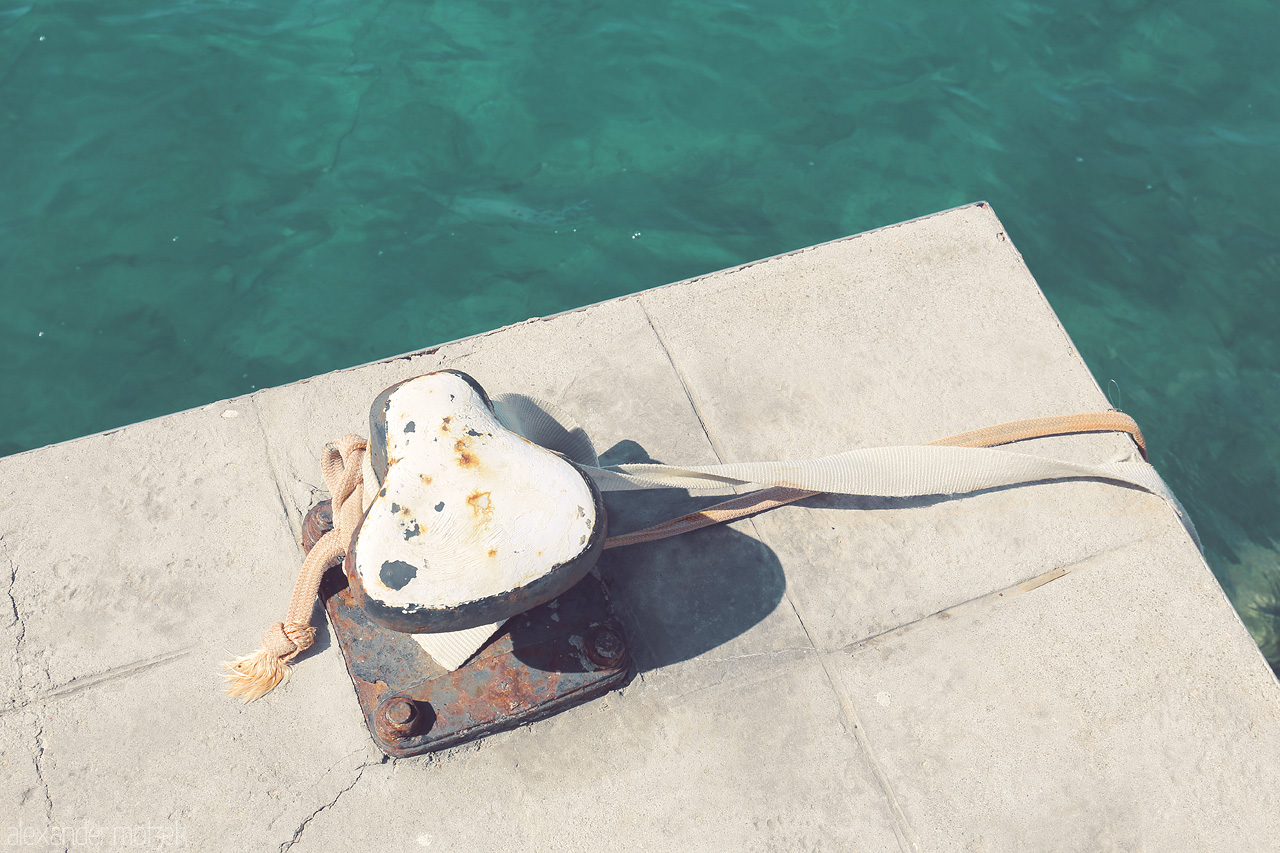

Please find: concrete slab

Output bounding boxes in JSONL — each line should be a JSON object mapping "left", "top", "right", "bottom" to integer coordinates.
{"left": 636, "top": 204, "right": 1111, "bottom": 459}
{"left": 286, "top": 653, "right": 907, "bottom": 853}
{"left": 2, "top": 203, "right": 1277, "bottom": 851}
{"left": 638, "top": 203, "right": 1195, "bottom": 651}
{"left": 0, "top": 403, "right": 300, "bottom": 692}
{"left": 831, "top": 524, "right": 1280, "bottom": 850}
{"left": 17, "top": 659, "right": 380, "bottom": 852}
{"left": 0, "top": 403, "right": 393, "bottom": 850}
{"left": 0, "top": 712, "right": 49, "bottom": 840}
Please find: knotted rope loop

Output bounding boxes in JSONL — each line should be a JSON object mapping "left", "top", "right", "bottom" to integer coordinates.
{"left": 260, "top": 620, "right": 316, "bottom": 661}
{"left": 223, "top": 434, "right": 367, "bottom": 701}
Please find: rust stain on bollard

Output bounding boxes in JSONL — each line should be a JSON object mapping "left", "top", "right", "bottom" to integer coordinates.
{"left": 304, "top": 500, "right": 632, "bottom": 758}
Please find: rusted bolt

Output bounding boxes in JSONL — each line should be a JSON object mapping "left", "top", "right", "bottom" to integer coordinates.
{"left": 586, "top": 628, "right": 625, "bottom": 668}
{"left": 378, "top": 697, "right": 420, "bottom": 741}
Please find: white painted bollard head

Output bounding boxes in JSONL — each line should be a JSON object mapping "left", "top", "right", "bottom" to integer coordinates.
{"left": 347, "top": 370, "right": 607, "bottom": 633}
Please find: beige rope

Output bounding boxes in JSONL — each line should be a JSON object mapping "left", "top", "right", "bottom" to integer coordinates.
{"left": 224, "top": 411, "right": 1146, "bottom": 700}
{"left": 925, "top": 411, "right": 1146, "bottom": 458}
{"left": 222, "top": 434, "right": 367, "bottom": 701}
{"left": 602, "top": 412, "right": 1145, "bottom": 548}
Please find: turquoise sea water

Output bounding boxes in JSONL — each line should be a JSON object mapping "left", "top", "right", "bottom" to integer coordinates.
{"left": 2, "top": 1, "right": 1279, "bottom": 665}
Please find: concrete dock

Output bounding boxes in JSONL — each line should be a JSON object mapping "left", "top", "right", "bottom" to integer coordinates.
{"left": 3, "top": 203, "right": 1278, "bottom": 851}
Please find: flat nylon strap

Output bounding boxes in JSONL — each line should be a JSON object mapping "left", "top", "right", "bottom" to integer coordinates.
{"left": 487, "top": 407, "right": 1193, "bottom": 550}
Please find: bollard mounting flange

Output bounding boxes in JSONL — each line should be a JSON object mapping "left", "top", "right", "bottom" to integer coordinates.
{"left": 304, "top": 500, "right": 632, "bottom": 758}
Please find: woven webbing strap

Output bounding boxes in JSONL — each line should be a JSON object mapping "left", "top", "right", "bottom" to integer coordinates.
{"left": 600, "top": 412, "right": 1172, "bottom": 547}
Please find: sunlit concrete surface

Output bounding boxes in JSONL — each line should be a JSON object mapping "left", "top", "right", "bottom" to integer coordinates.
{"left": 3, "top": 203, "right": 1278, "bottom": 852}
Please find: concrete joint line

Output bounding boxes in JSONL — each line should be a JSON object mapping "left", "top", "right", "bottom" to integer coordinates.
{"left": 686, "top": 414, "right": 922, "bottom": 843}
{"left": 813, "top": 538, "right": 1152, "bottom": 853}
{"left": 753, "top": 516, "right": 921, "bottom": 852}
{"left": 818, "top": 651, "right": 921, "bottom": 853}
{"left": 637, "top": 300, "right": 882, "bottom": 851}
{"left": 841, "top": 536, "right": 1154, "bottom": 655}
{"left": 730, "top": 505, "right": 1151, "bottom": 852}
{"left": 637, "top": 300, "right": 727, "bottom": 463}
{"left": 730, "top": 513, "right": 919, "bottom": 850}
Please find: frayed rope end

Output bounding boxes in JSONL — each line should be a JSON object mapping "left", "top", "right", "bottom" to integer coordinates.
{"left": 222, "top": 649, "right": 292, "bottom": 702}
{"left": 222, "top": 621, "right": 315, "bottom": 702}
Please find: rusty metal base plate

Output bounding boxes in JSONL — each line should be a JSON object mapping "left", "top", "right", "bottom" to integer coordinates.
{"left": 309, "top": 505, "right": 632, "bottom": 758}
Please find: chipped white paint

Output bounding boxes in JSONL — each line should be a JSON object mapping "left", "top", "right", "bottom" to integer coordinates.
{"left": 355, "top": 372, "right": 597, "bottom": 612}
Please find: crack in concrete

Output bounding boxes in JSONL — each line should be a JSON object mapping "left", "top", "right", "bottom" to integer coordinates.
{"left": 31, "top": 715, "right": 54, "bottom": 826}
{"left": 2, "top": 535, "right": 18, "bottom": 631}
{"left": 250, "top": 395, "right": 306, "bottom": 547}
{"left": 661, "top": 657, "right": 799, "bottom": 707}
{"left": 1, "top": 536, "right": 55, "bottom": 835}
{"left": 699, "top": 647, "right": 812, "bottom": 665}
{"left": 2, "top": 533, "right": 29, "bottom": 714}
{"left": 2, "top": 538, "right": 23, "bottom": 668}
{"left": 279, "top": 757, "right": 383, "bottom": 853}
